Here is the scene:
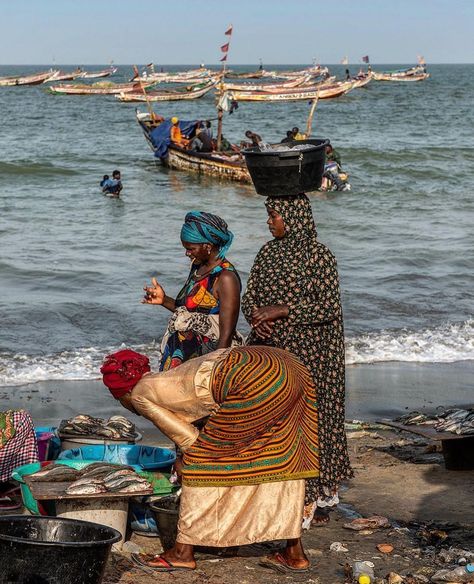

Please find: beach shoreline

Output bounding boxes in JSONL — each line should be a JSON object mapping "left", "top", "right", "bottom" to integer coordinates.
{"left": 2, "top": 360, "right": 472, "bottom": 429}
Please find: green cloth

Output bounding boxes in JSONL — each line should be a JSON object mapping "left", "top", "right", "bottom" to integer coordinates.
{"left": 137, "top": 471, "right": 179, "bottom": 495}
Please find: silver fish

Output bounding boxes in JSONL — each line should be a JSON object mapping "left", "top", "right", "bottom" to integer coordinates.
{"left": 66, "top": 483, "right": 107, "bottom": 495}
{"left": 30, "top": 465, "right": 82, "bottom": 482}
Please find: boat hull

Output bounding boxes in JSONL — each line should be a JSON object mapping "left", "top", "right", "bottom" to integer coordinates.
{"left": 165, "top": 147, "right": 251, "bottom": 183}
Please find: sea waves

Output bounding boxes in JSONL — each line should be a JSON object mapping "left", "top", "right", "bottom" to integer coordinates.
{"left": 0, "top": 320, "right": 472, "bottom": 387}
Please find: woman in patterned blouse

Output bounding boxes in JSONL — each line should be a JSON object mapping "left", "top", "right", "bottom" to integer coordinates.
{"left": 242, "top": 193, "right": 352, "bottom": 527}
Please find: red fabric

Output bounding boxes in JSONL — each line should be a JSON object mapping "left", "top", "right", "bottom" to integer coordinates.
{"left": 101, "top": 349, "right": 150, "bottom": 399}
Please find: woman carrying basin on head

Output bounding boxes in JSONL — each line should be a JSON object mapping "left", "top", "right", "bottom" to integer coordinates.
{"left": 143, "top": 211, "right": 242, "bottom": 371}
{"left": 242, "top": 193, "right": 352, "bottom": 526}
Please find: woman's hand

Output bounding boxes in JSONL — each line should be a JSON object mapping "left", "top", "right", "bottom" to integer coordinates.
{"left": 142, "top": 277, "right": 165, "bottom": 305}
{"left": 251, "top": 305, "right": 289, "bottom": 327}
{"left": 253, "top": 321, "right": 274, "bottom": 339}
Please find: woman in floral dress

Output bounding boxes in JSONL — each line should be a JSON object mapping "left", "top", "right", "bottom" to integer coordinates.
{"left": 242, "top": 194, "right": 352, "bottom": 526}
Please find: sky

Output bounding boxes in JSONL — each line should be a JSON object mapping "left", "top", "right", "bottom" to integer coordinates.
{"left": 0, "top": 0, "right": 473, "bottom": 65}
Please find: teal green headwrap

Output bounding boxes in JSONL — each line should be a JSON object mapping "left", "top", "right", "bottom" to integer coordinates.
{"left": 180, "top": 211, "right": 234, "bottom": 259}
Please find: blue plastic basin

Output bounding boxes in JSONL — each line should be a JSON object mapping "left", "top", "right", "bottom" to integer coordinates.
{"left": 58, "top": 444, "right": 176, "bottom": 471}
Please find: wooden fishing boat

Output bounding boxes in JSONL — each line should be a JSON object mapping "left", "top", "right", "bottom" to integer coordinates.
{"left": 268, "top": 66, "right": 329, "bottom": 80}
{"left": 78, "top": 66, "right": 118, "bottom": 79}
{"left": 224, "top": 69, "right": 264, "bottom": 79}
{"left": 133, "top": 68, "right": 214, "bottom": 84}
{"left": 372, "top": 65, "right": 429, "bottom": 81}
{"left": 48, "top": 81, "right": 156, "bottom": 95}
{"left": 221, "top": 74, "right": 312, "bottom": 92}
{"left": 372, "top": 71, "right": 429, "bottom": 82}
{"left": 227, "top": 80, "right": 352, "bottom": 102}
{"left": 0, "top": 70, "right": 56, "bottom": 87}
{"left": 43, "top": 69, "right": 83, "bottom": 83}
{"left": 136, "top": 112, "right": 251, "bottom": 183}
{"left": 116, "top": 79, "right": 217, "bottom": 102}
{"left": 350, "top": 72, "right": 373, "bottom": 88}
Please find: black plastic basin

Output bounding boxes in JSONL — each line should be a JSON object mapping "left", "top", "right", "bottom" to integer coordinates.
{"left": 243, "top": 138, "right": 329, "bottom": 196}
{"left": 0, "top": 515, "right": 121, "bottom": 584}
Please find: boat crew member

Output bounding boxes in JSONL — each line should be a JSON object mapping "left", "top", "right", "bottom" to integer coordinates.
{"left": 291, "top": 127, "right": 305, "bottom": 140}
{"left": 281, "top": 130, "right": 294, "bottom": 144}
{"left": 325, "top": 144, "right": 342, "bottom": 168}
{"left": 170, "top": 117, "right": 189, "bottom": 148}
{"left": 244, "top": 130, "right": 262, "bottom": 147}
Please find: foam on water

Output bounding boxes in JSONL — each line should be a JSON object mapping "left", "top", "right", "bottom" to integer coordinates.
{"left": 1, "top": 320, "right": 472, "bottom": 387}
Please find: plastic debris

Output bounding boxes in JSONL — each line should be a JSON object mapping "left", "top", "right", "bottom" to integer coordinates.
{"left": 376, "top": 543, "right": 393, "bottom": 554}
{"left": 330, "top": 541, "right": 349, "bottom": 552}
{"left": 344, "top": 516, "right": 390, "bottom": 531}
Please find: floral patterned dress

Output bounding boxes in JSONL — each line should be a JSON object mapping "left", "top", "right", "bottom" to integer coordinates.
{"left": 242, "top": 194, "right": 352, "bottom": 508}
{"left": 160, "top": 260, "right": 240, "bottom": 371}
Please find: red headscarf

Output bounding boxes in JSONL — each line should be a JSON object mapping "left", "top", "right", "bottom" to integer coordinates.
{"left": 101, "top": 349, "right": 151, "bottom": 399}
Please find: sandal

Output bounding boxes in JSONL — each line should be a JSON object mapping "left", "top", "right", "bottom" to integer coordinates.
{"left": 259, "top": 552, "right": 310, "bottom": 574}
{"left": 131, "top": 552, "right": 194, "bottom": 572}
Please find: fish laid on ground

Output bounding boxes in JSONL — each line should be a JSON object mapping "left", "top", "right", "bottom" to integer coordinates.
{"left": 109, "top": 481, "right": 153, "bottom": 494}
{"left": 29, "top": 465, "right": 82, "bottom": 482}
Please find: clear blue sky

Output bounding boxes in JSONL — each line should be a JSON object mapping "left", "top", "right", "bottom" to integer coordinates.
{"left": 1, "top": 0, "right": 472, "bottom": 65}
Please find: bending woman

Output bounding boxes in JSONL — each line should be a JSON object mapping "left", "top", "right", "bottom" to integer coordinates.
{"left": 143, "top": 212, "right": 242, "bottom": 371}
{"left": 242, "top": 194, "right": 352, "bottom": 525}
{"left": 101, "top": 346, "right": 318, "bottom": 573}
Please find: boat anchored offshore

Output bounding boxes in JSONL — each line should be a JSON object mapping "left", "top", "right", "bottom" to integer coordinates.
{"left": 136, "top": 112, "right": 251, "bottom": 183}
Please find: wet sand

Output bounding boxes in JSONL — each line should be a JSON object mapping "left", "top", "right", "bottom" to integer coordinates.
{"left": 2, "top": 360, "right": 472, "bottom": 431}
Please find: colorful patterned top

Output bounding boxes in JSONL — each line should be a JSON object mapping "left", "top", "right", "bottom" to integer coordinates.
{"left": 159, "top": 260, "right": 240, "bottom": 371}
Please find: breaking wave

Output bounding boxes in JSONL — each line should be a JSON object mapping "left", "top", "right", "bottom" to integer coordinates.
{"left": 0, "top": 320, "right": 472, "bottom": 386}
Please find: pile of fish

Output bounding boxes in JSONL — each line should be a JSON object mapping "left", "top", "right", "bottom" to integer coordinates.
{"left": 60, "top": 414, "right": 137, "bottom": 440}
{"left": 395, "top": 408, "right": 474, "bottom": 435}
{"left": 27, "top": 462, "right": 153, "bottom": 495}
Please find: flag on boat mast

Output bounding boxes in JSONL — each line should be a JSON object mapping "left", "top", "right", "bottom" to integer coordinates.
{"left": 362, "top": 55, "right": 370, "bottom": 63}
{"left": 220, "top": 25, "right": 232, "bottom": 71}
{"left": 341, "top": 56, "right": 349, "bottom": 65}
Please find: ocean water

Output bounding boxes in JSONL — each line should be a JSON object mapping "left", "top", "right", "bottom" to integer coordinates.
{"left": 0, "top": 64, "right": 473, "bottom": 386}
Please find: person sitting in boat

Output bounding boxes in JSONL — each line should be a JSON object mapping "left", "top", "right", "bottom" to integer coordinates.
{"left": 0, "top": 409, "right": 39, "bottom": 510}
{"left": 100, "top": 170, "right": 122, "bottom": 196}
{"left": 170, "top": 117, "right": 191, "bottom": 149}
{"left": 189, "top": 127, "right": 213, "bottom": 153}
{"left": 244, "top": 130, "right": 262, "bottom": 147}
{"left": 291, "top": 127, "right": 305, "bottom": 140}
{"left": 281, "top": 130, "right": 294, "bottom": 144}
{"left": 345, "top": 68, "right": 351, "bottom": 80}
{"left": 216, "top": 135, "right": 233, "bottom": 152}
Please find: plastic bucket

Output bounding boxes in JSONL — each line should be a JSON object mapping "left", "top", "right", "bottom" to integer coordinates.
{"left": 36, "top": 432, "right": 55, "bottom": 462}
{"left": 243, "top": 139, "right": 329, "bottom": 196}
{"left": 150, "top": 496, "right": 180, "bottom": 551}
{"left": 0, "top": 515, "right": 121, "bottom": 584}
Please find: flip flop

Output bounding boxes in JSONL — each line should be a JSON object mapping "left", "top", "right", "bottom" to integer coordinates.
{"left": 131, "top": 552, "right": 194, "bottom": 572}
{"left": 259, "top": 553, "right": 310, "bottom": 574}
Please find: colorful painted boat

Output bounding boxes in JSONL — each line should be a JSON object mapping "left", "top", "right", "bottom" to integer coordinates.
{"left": 48, "top": 81, "right": 156, "bottom": 95}
{"left": 136, "top": 112, "right": 251, "bottom": 183}
{"left": 0, "top": 70, "right": 56, "bottom": 87}
{"left": 43, "top": 69, "right": 83, "bottom": 83}
{"left": 227, "top": 80, "right": 353, "bottom": 102}
{"left": 372, "top": 65, "right": 429, "bottom": 81}
{"left": 221, "top": 74, "right": 313, "bottom": 92}
{"left": 116, "top": 79, "right": 217, "bottom": 102}
{"left": 78, "top": 66, "right": 118, "bottom": 79}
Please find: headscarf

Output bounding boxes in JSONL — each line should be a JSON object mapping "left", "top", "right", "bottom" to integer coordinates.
{"left": 101, "top": 349, "right": 150, "bottom": 399}
{"left": 180, "top": 211, "right": 234, "bottom": 259}
{"left": 242, "top": 194, "right": 320, "bottom": 341}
